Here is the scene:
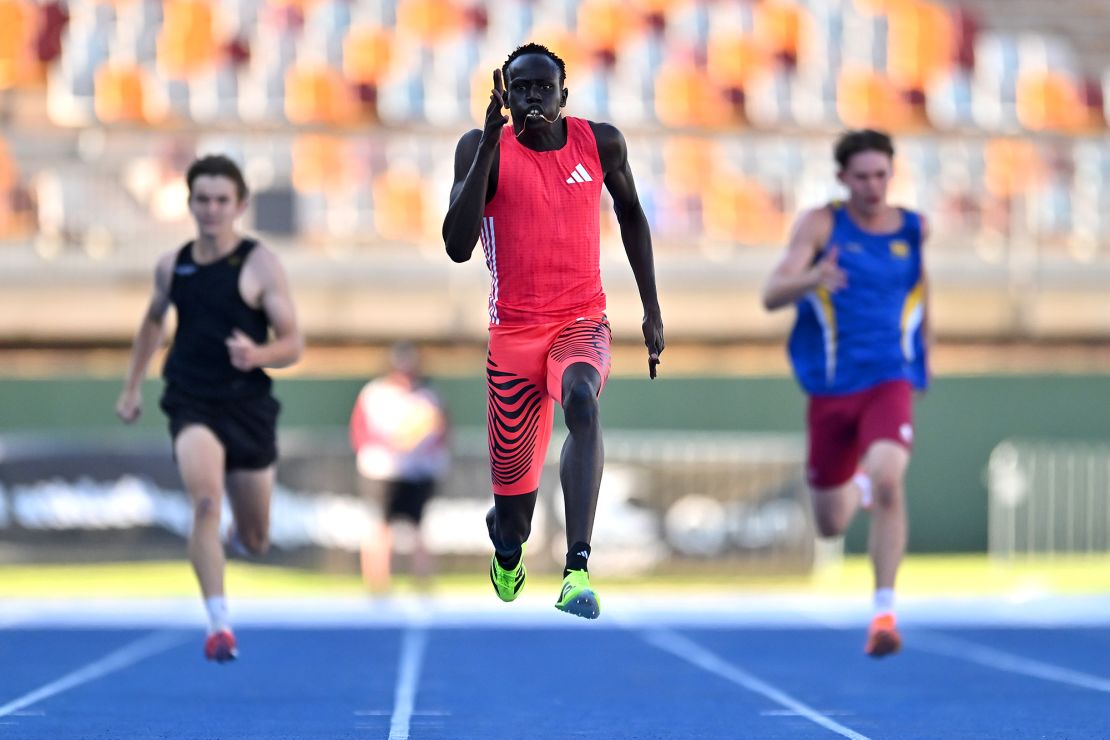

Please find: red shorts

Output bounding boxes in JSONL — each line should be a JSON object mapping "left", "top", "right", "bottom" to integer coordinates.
{"left": 486, "top": 315, "right": 612, "bottom": 496}
{"left": 806, "top": 379, "right": 914, "bottom": 489}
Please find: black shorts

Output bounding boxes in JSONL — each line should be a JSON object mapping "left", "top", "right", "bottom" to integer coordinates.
{"left": 383, "top": 479, "right": 436, "bottom": 524}
{"left": 160, "top": 386, "right": 281, "bottom": 471}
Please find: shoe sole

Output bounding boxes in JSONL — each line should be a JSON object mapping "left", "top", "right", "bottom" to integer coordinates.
{"left": 555, "top": 589, "right": 600, "bottom": 620}
{"left": 865, "top": 631, "right": 901, "bottom": 658}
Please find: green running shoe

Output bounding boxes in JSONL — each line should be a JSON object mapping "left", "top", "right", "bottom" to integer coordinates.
{"left": 554, "top": 569, "right": 600, "bottom": 619}
{"left": 489, "top": 544, "right": 526, "bottom": 602}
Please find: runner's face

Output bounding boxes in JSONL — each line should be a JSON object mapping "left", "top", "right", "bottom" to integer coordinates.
{"left": 504, "top": 54, "right": 565, "bottom": 129}
{"left": 188, "top": 175, "right": 245, "bottom": 239}
{"left": 838, "top": 151, "right": 892, "bottom": 213}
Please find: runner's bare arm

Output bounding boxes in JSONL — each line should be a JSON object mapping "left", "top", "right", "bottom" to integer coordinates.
{"left": 593, "top": 121, "right": 664, "bottom": 379}
{"left": 228, "top": 246, "right": 304, "bottom": 371}
{"left": 762, "top": 207, "right": 842, "bottom": 310}
{"left": 116, "top": 252, "right": 175, "bottom": 423}
{"left": 442, "top": 70, "right": 507, "bottom": 263}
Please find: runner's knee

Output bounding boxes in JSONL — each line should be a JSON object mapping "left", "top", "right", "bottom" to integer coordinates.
{"left": 814, "top": 510, "right": 847, "bottom": 538}
{"left": 239, "top": 528, "right": 270, "bottom": 555}
{"left": 812, "top": 491, "right": 852, "bottom": 537}
{"left": 193, "top": 495, "right": 221, "bottom": 524}
{"left": 562, "top": 381, "right": 599, "bottom": 433}
{"left": 871, "top": 473, "right": 903, "bottom": 509}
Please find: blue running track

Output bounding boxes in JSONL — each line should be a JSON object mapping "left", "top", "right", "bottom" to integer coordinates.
{"left": 2, "top": 594, "right": 1109, "bottom": 739}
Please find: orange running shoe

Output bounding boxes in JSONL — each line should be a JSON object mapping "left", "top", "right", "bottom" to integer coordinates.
{"left": 204, "top": 629, "right": 238, "bottom": 663}
{"left": 865, "top": 613, "right": 901, "bottom": 658}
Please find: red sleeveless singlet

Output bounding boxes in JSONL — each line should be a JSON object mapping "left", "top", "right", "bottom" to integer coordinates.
{"left": 478, "top": 116, "right": 607, "bottom": 326}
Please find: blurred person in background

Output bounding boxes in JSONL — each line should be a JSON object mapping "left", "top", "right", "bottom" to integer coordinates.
{"left": 349, "top": 342, "right": 450, "bottom": 594}
{"left": 762, "top": 129, "right": 930, "bottom": 658}
{"left": 116, "top": 155, "right": 304, "bottom": 663}
{"left": 442, "top": 43, "right": 664, "bottom": 619}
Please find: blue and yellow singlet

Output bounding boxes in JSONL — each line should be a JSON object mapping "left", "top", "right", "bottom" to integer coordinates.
{"left": 788, "top": 202, "right": 928, "bottom": 396}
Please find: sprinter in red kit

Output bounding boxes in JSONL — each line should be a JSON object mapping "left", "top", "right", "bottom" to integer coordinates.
{"left": 442, "top": 44, "right": 664, "bottom": 618}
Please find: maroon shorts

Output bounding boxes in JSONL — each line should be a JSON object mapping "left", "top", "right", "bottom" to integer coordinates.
{"left": 486, "top": 315, "right": 612, "bottom": 496}
{"left": 806, "top": 379, "right": 914, "bottom": 489}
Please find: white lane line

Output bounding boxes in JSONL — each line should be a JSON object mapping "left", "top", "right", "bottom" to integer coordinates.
{"left": 0, "top": 630, "right": 188, "bottom": 718}
{"left": 643, "top": 628, "right": 871, "bottom": 740}
{"left": 913, "top": 632, "right": 1110, "bottom": 694}
{"left": 388, "top": 627, "right": 429, "bottom": 740}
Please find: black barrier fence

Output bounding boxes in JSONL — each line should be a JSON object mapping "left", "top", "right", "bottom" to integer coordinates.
{"left": 0, "top": 429, "right": 818, "bottom": 575}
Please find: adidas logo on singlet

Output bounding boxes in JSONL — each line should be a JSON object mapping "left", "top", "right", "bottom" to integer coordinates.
{"left": 565, "top": 163, "right": 593, "bottom": 184}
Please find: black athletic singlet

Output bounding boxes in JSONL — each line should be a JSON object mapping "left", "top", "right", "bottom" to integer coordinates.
{"left": 163, "top": 238, "right": 272, "bottom": 399}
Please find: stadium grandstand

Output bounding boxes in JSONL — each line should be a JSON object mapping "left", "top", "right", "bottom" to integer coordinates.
{"left": 0, "top": 0, "right": 1107, "bottom": 347}
{"left": 2, "top": 7, "right": 1110, "bottom": 735}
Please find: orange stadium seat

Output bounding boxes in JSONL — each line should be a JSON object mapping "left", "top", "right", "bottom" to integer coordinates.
{"left": 93, "top": 62, "right": 147, "bottom": 123}
{"left": 285, "top": 64, "right": 356, "bottom": 124}
{"left": 837, "top": 66, "right": 913, "bottom": 130}
{"left": 1016, "top": 70, "right": 1091, "bottom": 132}
{"left": 886, "top": 0, "right": 954, "bottom": 95}
{"left": 753, "top": 0, "right": 808, "bottom": 66}
{"left": 0, "top": 0, "right": 32, "bottom": 90}
{"left": 157, "top": 0, "right": 218, "bottom": 80}
{"left": 395, "top": 0, "right": 462, "bottom": 43}
{"left": 983, "top": 137, "right": 1040, "bottom": 198}
{"left": 706, "top": 31, "right": 770, "bottom": 93}
{"left": 655, "top": 58, "right": 733, "bottom": 128}
{"left": 468, "top": 66, "right": 493, "bottom": 127}
{"left": 577, "top": 0, "right": 644, "bottom": 58}
{"left": 0, "top": 135, "right": 16, "bottom": 236}
{"left": 662, "top": 137, "right": 716, "bottom": 198}
{"left": 852, "top": 0, "right": 897, "bottom": 14}
{"left": 372, "top": 167, "right": 426, "bottom": 242}
{"left": 525, "top": 29, "right": 586, "bottom": 81}
{"left": 704, "top": 171, "right": 786, "bottom": 245}
{"left": 343, "top": 25, "right": 393, "bottom": 86}
{"left": 292, "top": 134, "right": 353, "bottom": 193}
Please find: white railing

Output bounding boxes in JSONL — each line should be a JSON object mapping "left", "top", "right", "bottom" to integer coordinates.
{"left": 988, "top": 439, "right": 1110, "bottom": 559}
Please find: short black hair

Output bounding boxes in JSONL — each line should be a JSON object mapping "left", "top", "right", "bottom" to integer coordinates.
{"left": 186, "top": 154, "right": 249, "bottom": 201}
{"left": 502, "top": 43, "right": 567, "bottom": 86}
{"left": 834, "top": 129, "right": 894, "bottom": 170}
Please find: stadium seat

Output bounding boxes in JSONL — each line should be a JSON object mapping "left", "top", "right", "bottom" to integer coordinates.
{"left": 1016, "top": 70, "right": 1088, "bottom": 132}
{"left": 886, "top": 0, "right": 954, "bottom": 98}
{"left": 395, "top": 0, "right": 463, "bottom": 44}
{"left": 609, "top": 34, "right": 664, "bottom": 125}
{"left": 423, "top": 35, "right": 480, "bottom": 125}
{"left": 703, "top": 171, "right": 787, "bottom": 246}
{"left": 577, "top": 0, "right": 644, "bottom": 61}
{"left": 285, "top": 63, "right": 355, "bottom": 124}
{"left": 654, "top": 54, "right": 732, "bottom": 128}
{"left": 372, "top": 166, "right": 427, "bottom": 242}
{"left": 93, "top": 61, "right": 146, "bottom": 123}
{"left": 983, "top": 136, "right": 1039, "bottom": 200}
{"left": 926, "top": 68, "right": 975, "bottom": 130}
{"left": 157, "top": 0, "right": 218, "bottom": 80}
{"left": 754, "top": 0, "right": 809, "bottom": 68}
{"left": 343, "top": 25, "right": 392, "bottom": 86}
{"left": 836, "top": 66, "right": 913, "bottom": 130}
{"left": 0, "top": 0, "right": 32, "bottom": 90}
{"left": 706, "top": 31, "right": 769, "bottom": 99}
{"left": 292, "top": 134, "right": 352, "bottom": 193}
